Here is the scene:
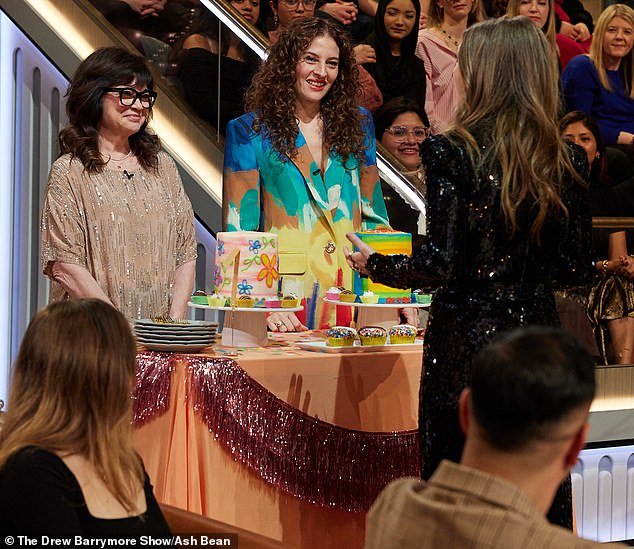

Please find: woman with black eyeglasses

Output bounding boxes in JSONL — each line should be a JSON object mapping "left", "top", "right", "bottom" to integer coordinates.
{"left": 40, "top": 47, "right": 197, "bottom": 319}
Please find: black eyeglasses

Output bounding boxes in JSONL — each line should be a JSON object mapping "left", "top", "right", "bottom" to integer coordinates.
{"left": 103, "top": 87, "right": 157, "bottom": 109}
{"left": 281, "top": 0, "right": 316, "bottom": 6}
{"left": 385, "top": 125, "right": 430, "bottom": 141}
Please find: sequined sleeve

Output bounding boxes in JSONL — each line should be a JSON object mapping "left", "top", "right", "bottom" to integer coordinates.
{"left": 554, "top": 144, "right": 595, "bottom": 287}
{"left": 366, "top": 136, "right": 468, "bottom": 289}
{"left": 161, "top": 153, "right": 198, "bottom": 266}
{"left": 40, "top": 157, "right": 87, "bottom": 275}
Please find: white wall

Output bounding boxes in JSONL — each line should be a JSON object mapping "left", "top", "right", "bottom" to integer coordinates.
{"left": 0, "top": 9, "right": 68, "bottom": 405}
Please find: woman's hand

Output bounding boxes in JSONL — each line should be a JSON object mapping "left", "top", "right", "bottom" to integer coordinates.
{"left": 345, "top": 233, "right": 376, "bottom": 276}
{"left": 617, "top": 131, "right": 634, "bottom": 145}
{"left": 616, "top": 256, "right": 634, "bottom": 279}
{"left": 267, "top": 311, "right": 308, "bottom": 332}
{"left": 354, "top": 44, "right": 376, "bottom": 65}
{"left": 320, "top": 0, "right": 358, "bottom": 25}
{"left": 573, "top": 22, "right": 591, "bottom": 41}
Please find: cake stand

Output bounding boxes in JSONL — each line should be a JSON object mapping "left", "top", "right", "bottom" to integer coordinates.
{"left": 323, "top": 298, "right": 430, "bottom": 330}
{"left": 188, "top": 302, "right": 303, "bottom": 348}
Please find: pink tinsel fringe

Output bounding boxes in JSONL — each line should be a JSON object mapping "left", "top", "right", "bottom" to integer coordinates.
{"left": 133, "top": 351, "right": 175, "bottom": 425}
{"left": 185, "top": 355, "right": 419, "bottom": 512}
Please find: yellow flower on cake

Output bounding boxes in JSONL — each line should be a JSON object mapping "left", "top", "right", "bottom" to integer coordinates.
{"left": 256, "top": 253, "right": 279, "bottom": 288}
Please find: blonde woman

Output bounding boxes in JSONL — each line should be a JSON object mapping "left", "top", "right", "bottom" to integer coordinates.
{"left": 347, "top": 17, "right": 593, "bottom": 528}
{"left": 0, "top": 299, "right": 170, "bottom": 535}
{"left": 563, "top": 4, "right": 634, "bottom": 146}
{"left": 415, "top": 0, "right": 484, "bottom": 134}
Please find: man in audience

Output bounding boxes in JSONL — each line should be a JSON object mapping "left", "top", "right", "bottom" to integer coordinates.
{"left": 365, "top": 326, "right": 625, "bottom": 548}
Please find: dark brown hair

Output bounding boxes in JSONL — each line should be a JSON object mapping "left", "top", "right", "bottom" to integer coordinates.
{"left": 59, "top": 47, "right": 161, "bottom": 173}
{"left": 0, "top": 299, "right": 143, "bottom": 511}
{"left": 560, "top": 110, "right": 607, "bottom": 183}
{"left": 245, "top": 17, "right": 365, "bottom": 163}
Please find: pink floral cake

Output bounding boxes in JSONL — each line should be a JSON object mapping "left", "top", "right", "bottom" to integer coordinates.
{"left": 214, "top": 231, "right": 279, "bottom": 307}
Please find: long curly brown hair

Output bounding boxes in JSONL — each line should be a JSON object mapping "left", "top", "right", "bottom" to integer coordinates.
{"left": 245, "top": 18, "right": 364, "bottom": 164}
{"left": 59, "top": 47, "right": 161, "bottom": 174}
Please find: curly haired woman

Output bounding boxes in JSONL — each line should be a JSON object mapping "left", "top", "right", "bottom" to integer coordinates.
{"left": 223, "top": 17, "right": 390, "bottom": 331}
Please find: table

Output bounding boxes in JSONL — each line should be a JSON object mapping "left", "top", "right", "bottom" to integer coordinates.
{"left": 133, "top": 332, "right": 423, "bottom": 548}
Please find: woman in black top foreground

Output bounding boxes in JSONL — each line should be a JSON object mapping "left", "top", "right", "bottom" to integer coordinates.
{"left": 0, "top": 299, "right": 170, "bottom": 535}
{"left": 347, "top": 17, "right": 593, "bottom": 528}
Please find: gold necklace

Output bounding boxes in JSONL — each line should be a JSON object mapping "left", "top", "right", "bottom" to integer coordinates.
{"left": 102, "top": 150, "right": 132, "bottom": 169}
{"left": 441, "top": 28, "right": 460, "bottom": 49}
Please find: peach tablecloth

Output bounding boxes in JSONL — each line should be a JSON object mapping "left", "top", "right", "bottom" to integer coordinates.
{"left": 134, "top": 333, "right": 423, "bottom": 548}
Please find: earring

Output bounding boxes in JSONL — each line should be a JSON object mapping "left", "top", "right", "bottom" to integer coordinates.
{"left": 274, "top": 14, "right": 279, "bottom": 27}
{"left": 596, "top": 152, "right": 601, "bottom": 159}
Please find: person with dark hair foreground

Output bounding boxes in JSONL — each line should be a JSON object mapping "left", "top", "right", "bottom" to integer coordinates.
{"left": 0, "top": 299, "right": 170, "bottom": 535}
{"left": 223, "top": 18, "right": 389, "bottom": 331}
{"left": 41, "top": 47, "right": 197, "bottom": 319}
{"left": 347, "top": 17, "right": 593, "bottom": 527}
{"left": 366, "top": 326, "right": 624, "bottom": 549}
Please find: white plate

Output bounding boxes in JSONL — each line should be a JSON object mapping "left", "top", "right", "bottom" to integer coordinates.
{"left": 134, "top": 318, "right": 217, "bottom": 329}
{"left": 139, "top": 341, "right": 213, "bottom": 353}
{"left": 134, "top": 326, "right": 216, "bottom": 337}
{"left": 323, "top": 298, "right": 430, "bottom": 309}
{"left": 188, "top": 301, "right": 303, "bottom": 313}
{"left": 136, "top": 336, "right": 216, "bottom": 345}
{"left": 295, "top": 339, "right": 423, "bottom": 353}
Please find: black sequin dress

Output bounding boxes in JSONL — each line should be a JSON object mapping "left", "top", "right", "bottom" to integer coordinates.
{"left": 366, "top": 134, "right": 594, "bottom": 528}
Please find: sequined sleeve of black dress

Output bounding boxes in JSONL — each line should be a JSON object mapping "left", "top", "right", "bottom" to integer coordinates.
{"left": 366, "top": 134, "right": 593, "bottom": 530}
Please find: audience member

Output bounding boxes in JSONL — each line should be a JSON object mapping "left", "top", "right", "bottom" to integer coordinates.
{"left": 91, "top": 0, "right": 196, "bottom": 53}
{"left": 224, "top": 18, "right": 389, "bottom": 331}
{"left": 562, "top": 4, "right": 634, "bottom": 150}
{"left": 0, "top": 299, "right": 171, "bottom": 535}
{"left": 40, "top": 47, "right": 197, "bottom": 319}
{"left": 374, "top": 96, "right": 429, "bottom": 250}
{"left": 365, "top": 326, "right": 624, "bottom": 549}
{"left": 561, "top": 111, "right": 634, "bottom": 364}
{"left": 361, "top": 0, "right": 427, "bottom": 112}
{"left": 416, "top": 0, "right": 484, "bottom": 134}
{"left": 347, "top": 16, "right": 593, "bottom": 528}
{"left": 506, "top": 0, "right": 586, "bottom": 67}
{"left": 268, "top": 0, "right": 317, "bottom": 41}
{"left": 175, "top": 3, "right": 262, "bottom": 134}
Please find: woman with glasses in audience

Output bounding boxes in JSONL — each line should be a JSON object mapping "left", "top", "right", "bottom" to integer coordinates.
{"left": 269, "top": 0, "right": 317, "bottom": 41}
{"left": 0, "top": 299, "right": 171, "bottom": 535}
{"left": 40, "top": 47, "right": 197, "bottom": 320}
{"left": 223, "top": 18, "right": 389, "bottom": 332}
{"left": 347, "top": 17, "right": 593, "bottom": 528}
{"left": 375, "top": 96, "right": 430, "bottom": 251}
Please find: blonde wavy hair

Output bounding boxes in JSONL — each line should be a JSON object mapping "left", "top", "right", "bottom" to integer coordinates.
{"left": 505, "top": 0, "right": 557, "bottom": 54}
{"left": 590, "top": 4, "right": 634, "bottom": 97}
{"left": 449, "top": 17, "right": 581, "bottom": 242}
{"left": 0, "top": 299, "right": 143, "bottom": 512}
{"left": 427, "top": 0, "right": 484, "bottom": 30}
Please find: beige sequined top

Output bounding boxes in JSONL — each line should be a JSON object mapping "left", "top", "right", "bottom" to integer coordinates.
{"left": 41, "top": 152, "right": 198, "bottom": 319}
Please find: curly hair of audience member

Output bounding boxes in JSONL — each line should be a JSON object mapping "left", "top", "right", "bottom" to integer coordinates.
{"left": 245, "top": 18, "right": 365, "bottom": 164}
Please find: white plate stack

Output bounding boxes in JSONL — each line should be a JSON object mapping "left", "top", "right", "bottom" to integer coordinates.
{"left": 134, "top": 319, "right": 217, "bottom": 352}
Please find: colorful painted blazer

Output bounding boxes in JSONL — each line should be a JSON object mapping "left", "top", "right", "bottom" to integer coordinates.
{"left": 223, "top": 108, "right": 390, "bottom": 322}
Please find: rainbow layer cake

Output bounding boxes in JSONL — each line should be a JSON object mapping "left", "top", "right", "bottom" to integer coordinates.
{"left": 352, "top": 230, "right": 412, "bottom": 303}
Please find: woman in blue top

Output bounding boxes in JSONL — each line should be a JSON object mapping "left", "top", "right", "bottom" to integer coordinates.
{"left": 562, "top": 4, "right": 634, "bottom": 147}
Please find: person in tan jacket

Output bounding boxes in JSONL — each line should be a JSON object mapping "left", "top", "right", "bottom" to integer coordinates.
{"left": 366, "top": 326, "right": 625, "bottom": 549}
